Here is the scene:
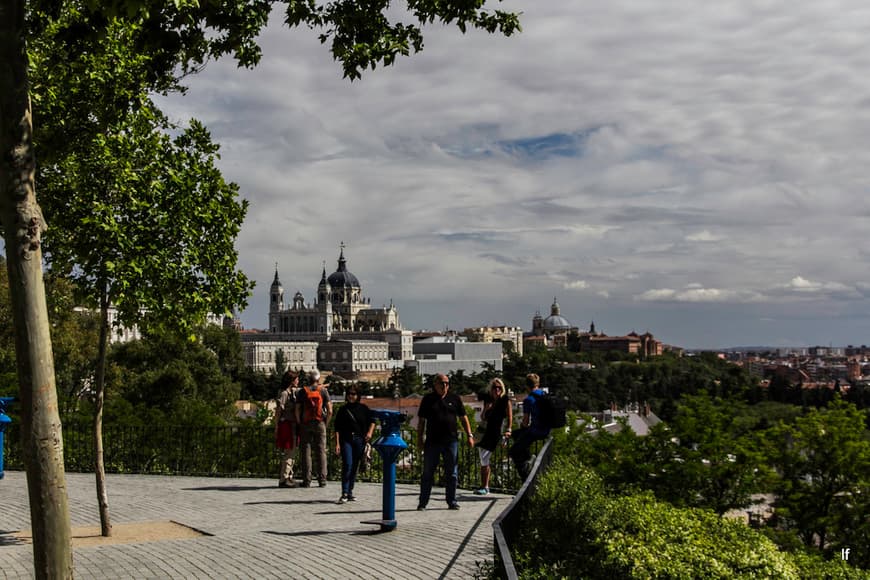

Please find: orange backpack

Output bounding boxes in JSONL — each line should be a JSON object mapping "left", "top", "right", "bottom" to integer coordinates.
{"left": 302, "top": 386, "right": 324, "bottom": 422}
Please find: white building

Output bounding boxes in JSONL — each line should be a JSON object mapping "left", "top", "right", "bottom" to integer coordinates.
{"left": 242, "top": 244, "right": 413, "bottom": 377}
{"left": 242, "top": 338, "right": 319, "bottom": 374}
{"left": 406, "top": 337, "right": 503, "bottom": 376}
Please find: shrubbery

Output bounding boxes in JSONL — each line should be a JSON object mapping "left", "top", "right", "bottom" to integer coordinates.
{"left": 516, "top": 458, "right": 867, "bottom": 579}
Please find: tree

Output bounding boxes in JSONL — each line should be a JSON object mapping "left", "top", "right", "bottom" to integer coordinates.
{"left": 0, "top": 258, "right": 100, "bottom": 411}
{"left": 657, "top": 394, "right": 772, "bottom": 515}
{"left": 274, "top": 349, "right": 287, "bottom": 377}
{"left": 107, "top": 327, "right": 241, "bottom": 425}
{"left": 4, "top": 0, "right": 520, "bottom": 572}
{"left": 0, "top": 0, "right": 73, "bottom": 562}
{"left": 767, "top": 398, "right": 870, "bottom": 556}
{"left": 38, "top": 98, "right": 252, "bottom": 536}
{"left": 387, "top": 366, "right": 422, "bottom": 397}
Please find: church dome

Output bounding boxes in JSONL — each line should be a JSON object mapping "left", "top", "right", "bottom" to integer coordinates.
{"left": 542, "top": 297, "right": 572, "bottom": 332}
{"left": 543, "top": 314, "right": 572, "bottom": 331}
{"left": 327, "top": 246, "right": 360, "bottom": 288}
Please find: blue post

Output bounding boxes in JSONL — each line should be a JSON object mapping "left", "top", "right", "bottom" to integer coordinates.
{"left": 0, "top": 397, "right": 13, "bottom": 480}
{"left": 361, "top": 409, "right": 408, "bottom": 532}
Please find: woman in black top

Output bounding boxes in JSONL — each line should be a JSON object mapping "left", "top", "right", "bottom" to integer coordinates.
{"left": 333, "top": 386, "right": 375, "bottom": 503}
{"left": 475, "top": 378, "right": 513, "bottom": 495}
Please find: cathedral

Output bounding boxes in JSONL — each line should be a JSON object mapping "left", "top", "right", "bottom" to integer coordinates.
{"left": 269, "top": 244, "right": 401, "bottom": 336}
{"left": 243, "top": 245, "right": 412, "bottom": 376}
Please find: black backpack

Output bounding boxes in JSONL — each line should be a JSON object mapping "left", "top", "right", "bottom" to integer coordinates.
{"left": 534, "top": 392, "right": 567, "bottom": 429}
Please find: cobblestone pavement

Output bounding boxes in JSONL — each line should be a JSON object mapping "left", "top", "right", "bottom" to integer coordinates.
{"left": 0, "top": 471, "right": 511, "bottom": 579}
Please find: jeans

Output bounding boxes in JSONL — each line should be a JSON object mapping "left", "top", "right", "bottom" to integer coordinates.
{"left": 340, "top": 436, "right": 366, "bottom": 496}
{"left": 419, "top": 440, "right": 459, "bottom": 507}
{"left": 509, "top": 427, "right": 547, "bottom": 479}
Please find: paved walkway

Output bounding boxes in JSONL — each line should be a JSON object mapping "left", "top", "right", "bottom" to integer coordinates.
{"left": 0, "top": 471, "right": 511, "bottom": 579}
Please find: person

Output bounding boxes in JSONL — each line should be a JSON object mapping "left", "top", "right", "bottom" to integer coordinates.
{"left": 296, "top": 369, "right": 332, "bottom": 488}
{"left": 474, "top": 378, "right": 513, "bottom": 495}
{"left": 416, "top": 373, "right": 474, "bottom": 511}
{"left": 509, "top": 373, "right": 551, "bottom": 480}
{"left": 333, "top": 385, "right": 375, "bottom": 503}
{"left": 274, "top": 370, "right": 300, "bottom": 488}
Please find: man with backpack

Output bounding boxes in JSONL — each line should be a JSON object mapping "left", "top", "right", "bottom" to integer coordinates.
{"left": 509, "top": 373, "right": 551, "bottom": 481}
{"left": 296, "top": 369, "right": 333, "bottom": 487}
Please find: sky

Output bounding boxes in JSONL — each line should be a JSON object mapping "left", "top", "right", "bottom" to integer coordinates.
{"left": 155, "top": 0, "right": 870, "bottom": 350}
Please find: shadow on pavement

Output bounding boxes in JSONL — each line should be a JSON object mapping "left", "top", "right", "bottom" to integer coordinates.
{"left": 182, "top": 485, "right": 277, "bottom": 492}
{"left": 244, "top": 499, "right": 339, "bottom": 506}
{"left": 0, "top": 531, "right": 27, "bottom": 547}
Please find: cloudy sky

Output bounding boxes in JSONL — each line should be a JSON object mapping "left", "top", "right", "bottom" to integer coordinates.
{"left": 156, "top": 0, "right": 870, "bottom": 350}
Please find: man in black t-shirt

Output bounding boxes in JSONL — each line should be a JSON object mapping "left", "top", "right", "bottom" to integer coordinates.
{"left": 416, "top": 373, "right": 475, "bottom": 510}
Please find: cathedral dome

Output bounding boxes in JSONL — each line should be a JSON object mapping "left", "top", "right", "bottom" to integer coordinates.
{"left": 327, "top": 245, "right": 360, "bottom": 288}
{"left": 542, "top": 314, "right": 572, "bottom": 332}
{"left": 542, "top": 297, "right": 572, "bottom": 332}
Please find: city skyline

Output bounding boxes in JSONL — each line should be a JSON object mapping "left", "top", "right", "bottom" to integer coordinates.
{"left": 150, "top": 1, "right": 870, "bottom": 350}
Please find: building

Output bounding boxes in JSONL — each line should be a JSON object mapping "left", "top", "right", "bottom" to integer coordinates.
{"left": 241, "top": 336, "right": 319, "bottom": 374}
{"left": 74, "top": 306, "right": 232, "bottom": 344}
{"left": 579, "top": 331, "right": 662, "bottom": 357}
{"left": 242, "top": 244, "right": 413, "bottom": 378}
{"left": 529, "top": 297, "right": 578, "bottom": 348}
{"left": 523, "top": 298, "right": 663, "bottom": 357}
{"left": 406, "top": 336, "right": 503, "bottom": 376}
{"left": 316, "top": 339, "right": 394, "bottom": 375}
{"left": 586, "top": 403, "right": 661, "bottom": 436}
{"left": 462, "top": 326, "right": 524, "bottom": 357}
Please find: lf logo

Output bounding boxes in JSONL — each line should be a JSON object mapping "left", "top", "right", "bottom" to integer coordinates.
{"left": 841, "top": 548, "right": 850, "bottom": 561}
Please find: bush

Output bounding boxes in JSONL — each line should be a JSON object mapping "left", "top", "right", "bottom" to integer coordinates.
{"left": 516, "top": 459, "right": 868, "bottom": 579}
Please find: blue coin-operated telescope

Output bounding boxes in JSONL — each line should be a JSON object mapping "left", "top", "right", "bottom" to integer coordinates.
{"left": 361, "top": 409, "right": 408, "bottom": 532}
{"left": 0, "top": 397, "right": 13, "bottom": 480}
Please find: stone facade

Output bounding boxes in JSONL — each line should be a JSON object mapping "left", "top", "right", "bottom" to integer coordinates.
{"left": 242, "top": 244, "right": 412, "bottom": 376}
{"left": 462, "top": 325, "right": 524, "bottom": 357}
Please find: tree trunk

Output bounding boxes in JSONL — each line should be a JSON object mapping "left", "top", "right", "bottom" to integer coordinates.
{"left": 0, "top": 0, "right": 74, "bottom": 577}
{"left": 94, "top": 289, "right": 112, "bottom": 536}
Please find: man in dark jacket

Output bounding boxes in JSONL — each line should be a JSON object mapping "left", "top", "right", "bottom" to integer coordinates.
{"left": 416, "top": 373, "right": 475, "bottom": 510}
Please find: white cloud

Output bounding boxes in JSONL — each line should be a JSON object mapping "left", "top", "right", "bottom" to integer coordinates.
{"left": 154, "top": 0, "right": 870, "bottom": 348}
{"left": 563, "top": 280, "right": 589, "bottom": 290}
{"left": 686, "top": 230, "right": 723, "bottom": 242}
{"left": 637, "top": 289, "right": 677, "bottom": 301}
{"left": 636, "top": 286, "right": 763, "bottom": 303}
{"left": 789, "top": 276, "right": 819, "bottom": 290}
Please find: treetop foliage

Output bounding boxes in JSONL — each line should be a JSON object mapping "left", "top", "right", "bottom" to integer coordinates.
{"left": 29, "top": 0, "right": 520, "bottom": 89}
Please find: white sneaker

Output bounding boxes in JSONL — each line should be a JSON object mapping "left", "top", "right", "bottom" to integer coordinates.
{"left": 473, "top": 488, "right": 489, "bottom": 495}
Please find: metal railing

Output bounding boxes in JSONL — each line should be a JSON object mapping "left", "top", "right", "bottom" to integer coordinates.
{"left": 491, "top": 436, "right": 554, "bottom": 580}
{"left": 3, "top": 422, "right": 528, "bottom": 492}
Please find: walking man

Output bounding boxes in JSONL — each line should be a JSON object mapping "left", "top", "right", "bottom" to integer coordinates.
{"left": 509, "top": 373, "right": 551, "bottom": 480}
{"left": 297, "top": 369, "right": 332, "bottom": 487}
{"left": 416, "top": 373, "right": 474, "bottom": 510}
{"left": 275, "top": 370, "right": 299, "bottom": 488}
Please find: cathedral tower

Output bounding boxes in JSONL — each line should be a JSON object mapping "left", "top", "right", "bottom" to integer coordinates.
{"left": 270, "top": 266, "right": 284, "bottom": 313}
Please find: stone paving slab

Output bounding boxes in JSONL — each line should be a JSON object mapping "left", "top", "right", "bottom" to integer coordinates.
{"left": 0, "top": 472, "right": 511, "bottom": 579}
